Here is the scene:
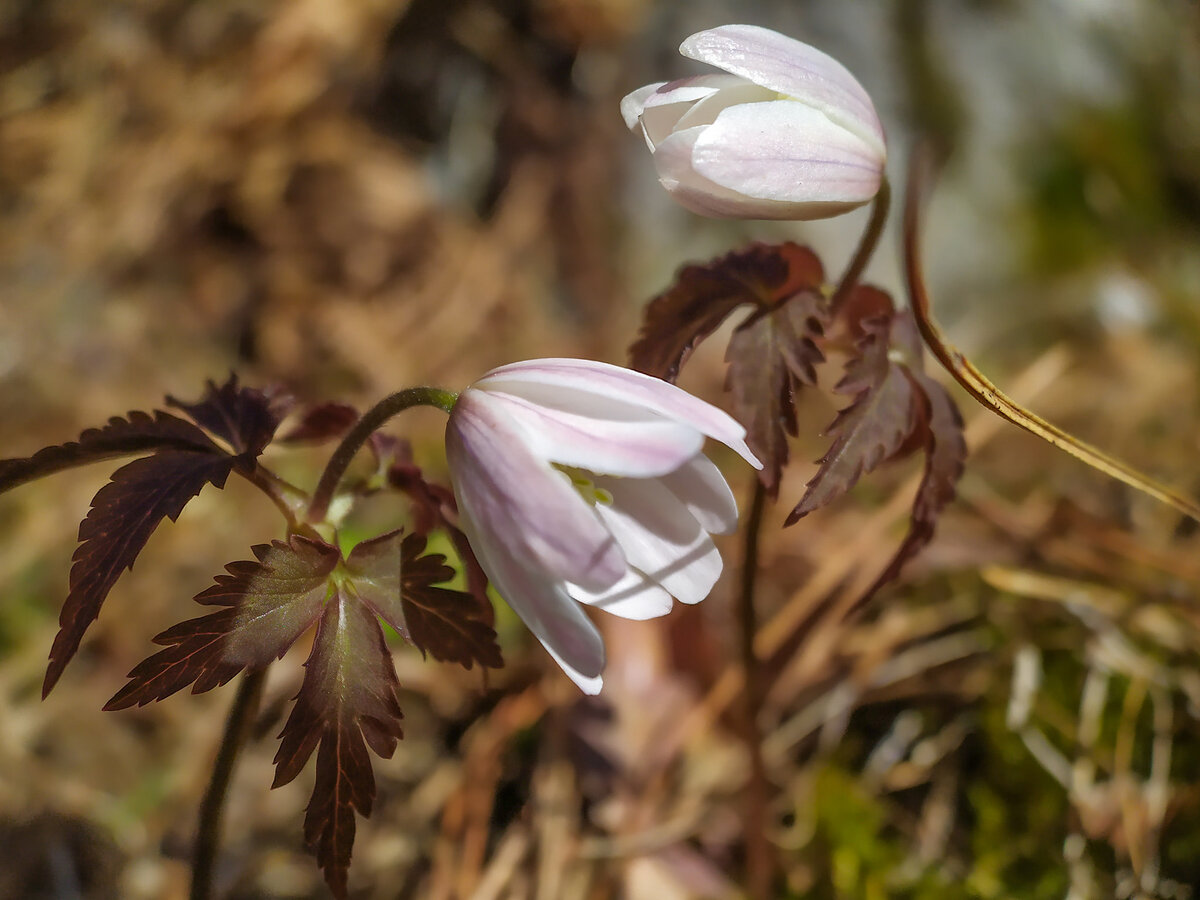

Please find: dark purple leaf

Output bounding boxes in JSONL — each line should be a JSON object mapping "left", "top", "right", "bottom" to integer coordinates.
{"left": 344, "top": 530, "right": 406, "bottom": 638}
{"left": 278, "top": 403, "right": 360, "bottom": 444}
{"left": 399, "top": 533, "right": 502, "bottom": 670}
{"left": 272, "top": 590, "right": 404, "bottom": 900}
{"left": 103, "top": 608, "right": 243, "bottom": 709}
{"left": 104, "top": 536, "right": 339, "bottom": 709}
{"left": 0, "top": 411, "right": 220, "bottom": 495}
{"left": 387, "top": 455, "right": 490, "bottom": 611}
{"left": 630, "top": 242, "right": 826, "bottom": 382}
{"left": 725, "top": 292, "right": 827, "bottom": 495}
{"left": 786, "top": 289, "right": 923, "bottom": 525}
{"left": 167, "top": 374, "right": 282, "bottom": 463}
{"left": 44, "top": 449, "right": 238, "bottom": 696}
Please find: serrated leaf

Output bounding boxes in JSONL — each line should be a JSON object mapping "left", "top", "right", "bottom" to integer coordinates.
{"left": 399, "top": 533, "right": 502, "bottom": 670}
{"left": 891, "top": 370, "right": 967, "bottom": 572}
{"left": 167, "top": 373, "right": 282, "bottom": 463}
{"left": 344, "top": 530, "right": 406, "bottom": 637}
{"left": 726, "top": 292, "right": 827, "bottom": 494}
{"left": 630, "top": 242, "right": 826, "bottom": 382}
{"left": 387, "top": 454, "right": 491, "bottom": 612}
{"left": 0, "top": 410, "right": 221, "bottom": 495}
{"left": 272, "top": 589, "right": 404, "bottom": 900}
{"left": 44, "top": 449, "right": 238, "bottom": 697}
{"left": 202, "top": 536, "right": 340, "bottom": 666}
{"left": 786, "top": 292, "right": 922, "bottom": 526}
{"left": 104, "top": 535, "right": 340, "bottom": 709}
{"left": 103, "top": 608, "right": 244, "bottom": 709}
{"left": 848, "top": 368, "right": 967, "bottom": 609}
{"left": 278, "top": 402, "right": 360, "bottom": 444}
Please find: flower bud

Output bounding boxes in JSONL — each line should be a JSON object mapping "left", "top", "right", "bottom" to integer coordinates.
{"left": 621, "top": 24, "right": 886, "bottom": 220}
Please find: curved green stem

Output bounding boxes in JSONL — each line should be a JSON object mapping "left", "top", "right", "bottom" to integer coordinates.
{"left": 308, "top": 387, "right": 457, "bottom": 523}
{"left": 191, "top": 669, "right": 266, "bottom": 900}
{"left": 830, "top": 178, "right": 892, "bottom": 314}
{"left": 903, "top": 152, "right": 1200, "bottom": 522}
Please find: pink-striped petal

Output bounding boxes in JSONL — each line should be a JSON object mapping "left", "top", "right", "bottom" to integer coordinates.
{"left": 459, "top": 509, "right": 606, "bottom": 694}
{"left": 659, "top": 453, "right": 739, "bottom": 535}
{"left": 446, "top": 390, "right": 625, "bottom": 592}
{"left": 483, "top": 389, "right": 704, "bottom": 478}
{"left": 567, "top": 568, "right": 675, "bottom": 620}
{"left": 592, "top": 475, "right": 723, "bottom": 606}
{"left": 476, "top": 358, "right": 762, "bottom": 469}
{"left": 652, "top": 125, "right": 855, "bottom": 220}
{"left": 692, "top": 100, "right": 884, "bottom": 207}
{"left": 680, "top": 24, "right": 885, "bottom": 157}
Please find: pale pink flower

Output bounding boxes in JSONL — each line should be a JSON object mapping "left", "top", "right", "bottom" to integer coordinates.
{"left": 621, "top": 24, "right": 886, "bottom": 220}
{"left": 445, "top": 358, "right": 761, "bottom": 694}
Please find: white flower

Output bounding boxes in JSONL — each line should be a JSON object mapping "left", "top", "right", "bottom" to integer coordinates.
{"left": 621, "top": 23, "right": 886, "bottom": 220}
{"left": 445, "top": 358, "right": 762, "bottom": 694}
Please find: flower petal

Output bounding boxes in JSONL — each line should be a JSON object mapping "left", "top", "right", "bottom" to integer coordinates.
{"left": 651, "top": 125, "right": 833, "bottom": 219}
{"left": 680, "top": 24, "right": 885, "bottom": 158}
{"left": 692, "top": 100, "right": 884, "bottom": 208}
{"left": 476, "top": 358, "right": 762, "bottom": 469}
{"left": 659, "top": 453, "right": 739, "bottom": 535}
{"left": 592, "top": 475, "right": 723, "bottom": 606}
{"left": 482, "top": 389, "right": 704, "bottom": 478}
{"left": 446, "top": 390, "right": 625, "bottom": 592}
{"left": 635, "top": 74, "right": 752, "bottom": 146}
{"left": 671, "top": 79, "right": 777, "bottom": 132}
{"left": 460, "top": 509, "right": 606, "bottom": 694}
{"left": 620, "top": 81, "right": 667, "bottom": 131}
{"left": 567, "top": 568, "right": 674, "bottom": 620}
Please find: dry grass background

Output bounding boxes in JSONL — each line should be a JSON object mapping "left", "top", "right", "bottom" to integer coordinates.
{"left": 3, "top": 0, "right": 1200, "bottom": 898}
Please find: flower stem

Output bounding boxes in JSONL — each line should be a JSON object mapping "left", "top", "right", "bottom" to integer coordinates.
{"left": 308, "top": 386, "right": 458, "bottom": 523}
{"left": 903, "top": 153, "right": 1200, "bottom": 522}
{"left": 829, "top": 178, "right": 892, "bottom": 315}
{"left": 239, "top": 464, "right": 309, "bottom": 532}
{"left": 738, "top": 478, "right": 772, "bottom": 898}
{"left": 191, "top": 669, "right": 266, "bottom": 900}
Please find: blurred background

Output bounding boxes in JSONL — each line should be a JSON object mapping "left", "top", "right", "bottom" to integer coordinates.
{"left": 3, "top": 0, "right": 1200, "bottom": 897}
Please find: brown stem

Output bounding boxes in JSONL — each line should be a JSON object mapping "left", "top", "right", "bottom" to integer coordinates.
{"left": 829, "top": 178, "right": 892, "bottom": 315}
{"left": 191, "top": 669, "right": 266, "bottom": 900}
{"left": 738, "top": 478, "right": 772, "bottom": 897}
{"left": 903, "top": 151, "right": 1200, "bottom": 522}
{"left": 308, "top": 386, "right": 457, "bottom": 523}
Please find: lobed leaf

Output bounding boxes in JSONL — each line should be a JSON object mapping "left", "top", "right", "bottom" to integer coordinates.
{"left": 630, "top": 241, "right": 825, "bottom": 382}
{"left": 630, "top": 241, "right": 831, "bottom": 491}
{"left": 105, "top": 535, "right": 340, "bottom": 708}
{"left": 886, "top": 369, "right": 967, "bottom": 579}
{"left": 725, "top": 292, "right": 827, "bottom": 495}
{"left": 272, "top": 590, "right": 405, "bottom": 900}
{"left": 104, "top": 608, "right": 244, "bottom": 709}
{"left": 399, "top": 533, "right": 503, "bottom": 670}
{"left": 167, "top": 373, "right": 283, "bottom": 464}
{"left": 44, "top": 449, "right": 238, "bottom": 697}
{"left": 842, "top": 368, "right": 967, "bottom": 612}
{"left": 343, "top": 529, "right": 407, "bottom": 638}
{"left": 786, "top": 290, "right": 922, "bottom": 525}
{"left": 785, "top": 288, "right": 968, "bottom": 602}
{"left": 278, "top": 402, "right": 360, "bottom": 444}
{"left": 387, "top": 452, "right": 491, "bottom": 612}
{"left": 0, "top": 410, "right": 221, "bottom": 495}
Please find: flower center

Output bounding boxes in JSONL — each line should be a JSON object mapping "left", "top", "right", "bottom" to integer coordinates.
{"left": 556, "top": 465, "right": 614, "bottom": 506}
